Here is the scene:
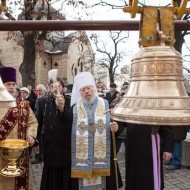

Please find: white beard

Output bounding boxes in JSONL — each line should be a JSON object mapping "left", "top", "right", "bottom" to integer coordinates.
{"left": 38, "top": 93, "right": 46, "bottom": 99}
{"left": 82, "top": 94, "right": 96, "bottom": 105}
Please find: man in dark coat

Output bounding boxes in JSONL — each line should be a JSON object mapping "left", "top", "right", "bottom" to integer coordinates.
{"left": 118, "top": 123, "right": 173, "bottom": 190}
{"left": 105, "top": 83, "right": 119, "bottom": 108}
{"left": 165, "top": 126, "right": 188, "bottom": 170}
{"left": 35, "top": 76, "right": 72, "bottom": 190}
{"left": 32, "top": 84, "right": 48, "bottom": 164}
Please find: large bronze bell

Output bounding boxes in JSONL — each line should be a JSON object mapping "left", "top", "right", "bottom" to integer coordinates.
{"left": 111, "top": 44, "right": 190, "bottom": 125}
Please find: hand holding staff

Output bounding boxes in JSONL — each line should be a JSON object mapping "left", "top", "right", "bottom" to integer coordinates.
{"left": 110, "top": 121, "right": 119, "bottom": 132}
{"left": 105, "top": 109, "right": 119, "bottom": 190}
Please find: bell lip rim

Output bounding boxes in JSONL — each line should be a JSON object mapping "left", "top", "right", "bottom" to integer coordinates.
{"left": 111, "top": 117, "right": 190, "bottom": 126}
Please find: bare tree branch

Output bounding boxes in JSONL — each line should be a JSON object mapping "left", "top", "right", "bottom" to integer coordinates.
{"left": 183, "top": 66, "right": 190, "bottom": 73}
{"left": 91, "top": 30, "right": 129, "bottom": 83}
{"left": 90, "top": 0, "right": 127, "bottom": 9}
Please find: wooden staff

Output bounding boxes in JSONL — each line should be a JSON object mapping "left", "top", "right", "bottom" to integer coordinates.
{"left": 112, "top": 129, "right": 119, "bottom": 190}
{"left": 105, "top": 109, "right": 119, "bottom": 190}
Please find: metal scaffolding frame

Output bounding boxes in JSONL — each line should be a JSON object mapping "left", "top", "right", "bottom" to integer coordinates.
{"left": 0, "top": 20, "right": 189, "bottom": 31}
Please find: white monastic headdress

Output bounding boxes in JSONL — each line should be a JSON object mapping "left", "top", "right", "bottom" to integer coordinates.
{"left": 48, "top": 69, "right": 58, "bottom": 82}
{"left": 71, "top": 72, "right": 98, "bottom": 106}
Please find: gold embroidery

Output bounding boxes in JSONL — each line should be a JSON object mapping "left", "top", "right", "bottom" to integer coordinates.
{"left": 78, "top": 119, "right": 106, "bottom": 135}
{"left": 22, "top": 108, "right": 27, "bottom": 116}
{"left": 0, "top": 125, "right": 7, "bottom": 132}
{"left": 94, "top": 157, "right": 107, "bottom": 162}
{"left": 20, "top": 101, "right": 25, "bottom": 108}
{"left": 96, "top": 99, "right": 105, "bottom": 116}
{"left": 85, "top": 178, "right": 98, "bottom": 185}
{"left": 78, "top": 121, "right": 87, "bottom": 135}
{"left": 13, "top": 108, "right": 18, "bottom": 112}
{"left": 94, "top": 136, "right": 106, "bottom": 159}
{"left": 76, "top": 137, "right": 88, "bottom": 161}
{"left": 71, "top": 169, "right": 110, "bottom": 178}
{"left": 4, "top": 119, "right": 13, "bottom": 126}
{"left": 13, "top": 108, "right": 19, "bottom": 117}
{"left": 78, "top": 101, "right": 87, "bottom": 119}
{"left": 97, "top": 119, "right": 106, "bottom": 134}
{"left": 21, "top": 121, "right": 26, "bottom": 127}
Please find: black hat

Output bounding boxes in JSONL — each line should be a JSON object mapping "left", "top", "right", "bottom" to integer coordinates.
{"left": 0, "top": 67, "right": 16, "bottom": 83}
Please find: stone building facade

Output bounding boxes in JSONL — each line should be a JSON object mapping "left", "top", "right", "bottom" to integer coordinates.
{"left": 0, "top": 31, "right": 94, "bottom": 87}
{"left": 0, "top": 31, "right": 23, "bottom": 86}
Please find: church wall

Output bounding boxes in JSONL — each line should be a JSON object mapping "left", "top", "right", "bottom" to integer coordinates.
{"left": 52, "top": 54, "right": 67, "bottom": 83}
{"left": 66, "top": 32, "right": 95, "bottom": 84}
{"left": 0, "top": 31, "right": 23, "bottom": 87}
{"left": 0, "top": 31, "right": 95, "bottom": 89}
{"left": 67, "top": 44, "right": 80, "bottom": 83}
{"left": 35, "top": 53, "right": 68, "bottom": 86}
{"left": 35, "top": 53, "right": 50, "bottom": 86}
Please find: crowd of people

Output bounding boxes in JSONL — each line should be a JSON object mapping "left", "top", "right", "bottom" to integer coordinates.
{"left": 0, "top": 66, "right": 189, "bottom": 190}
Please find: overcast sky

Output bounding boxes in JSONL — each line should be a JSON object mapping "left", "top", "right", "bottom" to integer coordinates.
{"left": 7, "top": 0, "right": 190, "bottom": 74}
{"left": 51, "top": 0, "right": 190, "bottom": 73}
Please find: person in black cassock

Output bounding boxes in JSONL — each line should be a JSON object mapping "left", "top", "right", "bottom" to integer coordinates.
{"left": 117, "top": 122, "right": 173, "bottom": 190}
{"left": 35, "top": 75, "right": 72, "bottom": 190}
